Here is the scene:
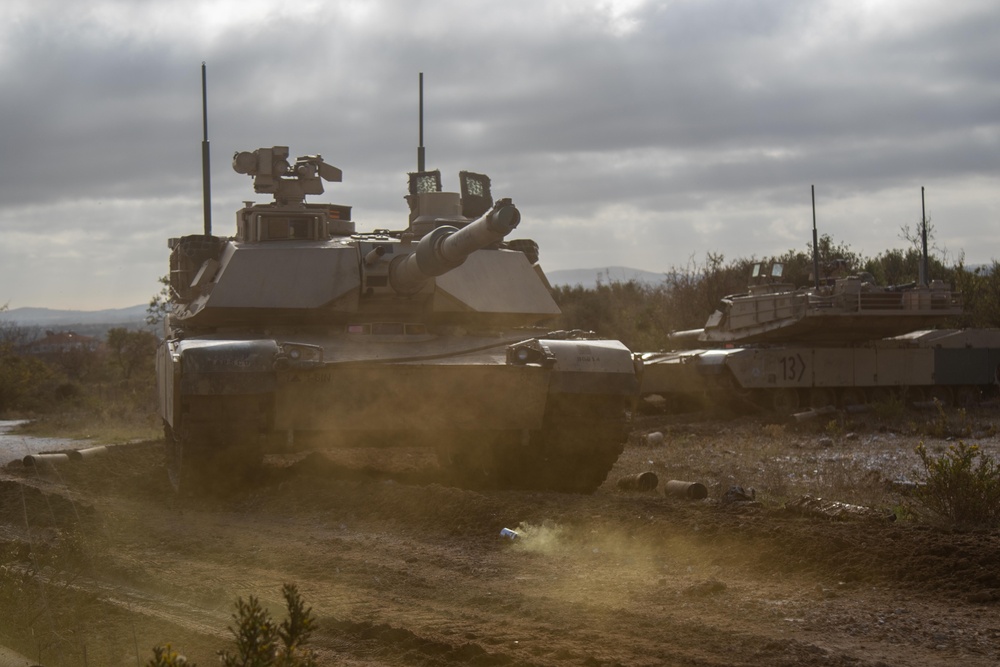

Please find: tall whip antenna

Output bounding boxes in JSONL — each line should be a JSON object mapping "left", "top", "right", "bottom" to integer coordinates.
{"left": 811, "top": 185, "right": 820, "bottom": 289}
{"left": 417, "top": 72, "right": 425, "bottom": 172}
{"left": 201, "top": 62, "right": 212, "bottom": 236}
{"left": 920, "top": 186, "right": 928, "bottom": 286}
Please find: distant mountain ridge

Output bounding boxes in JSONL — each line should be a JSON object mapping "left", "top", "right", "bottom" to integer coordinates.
{"left": 1, "top": 267, "right": 664, "bottom": 327}
{"left": 0, "top": 304, "right": 148, "bottom": 327}
{"left": 545, "top": 266, "right": 666, "bottom": 289}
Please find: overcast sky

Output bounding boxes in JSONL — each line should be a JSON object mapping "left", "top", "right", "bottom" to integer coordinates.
{"left": 1, "top": 0, "right": 997, "bottom": 310}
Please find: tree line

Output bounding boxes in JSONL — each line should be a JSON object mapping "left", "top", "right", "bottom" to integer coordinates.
{"left": 0, "top": 307, "right": 157, "bottom": 417}
{"left": 549, "top": 233, "right": 1000, "bottom": 351}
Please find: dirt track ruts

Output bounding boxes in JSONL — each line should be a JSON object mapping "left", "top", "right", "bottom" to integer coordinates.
{"left": 2, "top": 418, "right": 999, "bottom": 666}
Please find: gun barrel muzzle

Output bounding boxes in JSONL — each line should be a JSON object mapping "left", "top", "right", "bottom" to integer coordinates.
{"left": 389, "top": 200, "right": 520, "bottom": 294}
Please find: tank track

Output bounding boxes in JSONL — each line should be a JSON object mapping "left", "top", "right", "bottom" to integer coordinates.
{"left": 439, "top": 395, "right": 628, "bottom": 493}
{"left": 165, "top": 392, "right": 627, "bottom": 494}
{"left": 164, "top": 422, "right": 264, "bottom": 494}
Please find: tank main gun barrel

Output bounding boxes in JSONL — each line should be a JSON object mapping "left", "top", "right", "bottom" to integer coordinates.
{"left": 389, "top": 198, "right": 520, "bottom": 295}
{"left": 667, "top": 328, "right": 705, "bottom": 349}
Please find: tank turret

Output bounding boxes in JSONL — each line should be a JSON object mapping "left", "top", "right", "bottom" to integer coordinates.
{"left": 669, "top": 261, "right": 962, "bottom": 348}
{"left": 389, "top": 199, "right": 520, "bottom": 294}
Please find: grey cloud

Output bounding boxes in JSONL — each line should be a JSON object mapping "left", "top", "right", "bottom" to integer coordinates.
{"left": 0, "top": 0, "right": 997, "bottom": 309}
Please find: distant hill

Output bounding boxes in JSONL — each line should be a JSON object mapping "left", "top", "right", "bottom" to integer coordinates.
{"left": 545, "top": 266, "right": 666, "bottom": 289}
{"left": 0, "top": 267, "right": 665, "bottom": 330}
{"left": 0, "top": 304, "right": 148, "bottom": 329}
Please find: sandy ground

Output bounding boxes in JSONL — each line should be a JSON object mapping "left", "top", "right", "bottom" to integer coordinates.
{"left": 1, "top": 414, "right": 999, "bottom": 666}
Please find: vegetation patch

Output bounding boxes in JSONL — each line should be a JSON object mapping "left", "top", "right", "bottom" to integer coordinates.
{"left": 914, "top": 441, "right": 1000, "bottom": 528}
{"left": 149, "top": 584, "right": 318, "bottom": 667}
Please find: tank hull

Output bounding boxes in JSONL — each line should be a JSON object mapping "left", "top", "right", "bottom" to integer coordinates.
{"left": 159, "top": 333, "right": 637, "bottom": 492}
{"left": 640, "top": 329, "right": 1000, "bottom": 414}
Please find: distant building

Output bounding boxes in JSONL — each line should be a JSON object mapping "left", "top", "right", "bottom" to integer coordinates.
{"left": 25, "top": 330, "right": 103, "bottom": 354}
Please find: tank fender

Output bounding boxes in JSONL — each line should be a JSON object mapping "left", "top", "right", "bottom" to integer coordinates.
{"left": 537, "top": 338, "right": 638, "bottom": 395}
{"left": 157, "top": 339, "right": 180, "bottom": 427}
{"left": 177, "top": 339, "right": 280, "bottom": 394}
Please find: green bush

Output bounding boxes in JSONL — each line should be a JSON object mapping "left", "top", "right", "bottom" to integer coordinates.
{"left": 923, "top": 400, "right": 974, "bottom": 440}
{"left": 149, "top": 584, "right": 317, "bottom": 667}
{"left": 0, "top": 348, "right": 65, "bottom": 413}
{"left": 870, "top": 390, "right": 907, "bottom": 422}
{"left": 913, "top": 441, "right": 1000, "bottom": 528}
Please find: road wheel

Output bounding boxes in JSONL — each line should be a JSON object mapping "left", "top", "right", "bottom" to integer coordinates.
{"left": 902, "top": 386, "right": 926, "bottom": 406}
{"left": 867, "top": 387, "right": 898, "bottom": 406}
{"left": 926, "top": 386, "right": 953, "bottom": 407}
{"left": 769, "top": 388, "right": 800, "bottom": 415}
{"left": 808, "top": 388, "right": 835, "bottom": 410}
{"left": 838, "top": 388, "right": 867, "bottom": 409}
{"left": 954, "top": 385, "right": 981, "bottom": 409}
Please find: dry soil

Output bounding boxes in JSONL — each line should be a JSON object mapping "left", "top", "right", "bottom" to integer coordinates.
{"left": 1, "top": 412, "right": 999, "bottom": 666}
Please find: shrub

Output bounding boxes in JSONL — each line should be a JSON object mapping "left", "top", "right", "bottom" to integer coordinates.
{"left": 870, "top": 390, "right": 906, "bottom": 421}
{"left": 148, "top": 645, "right": 194, "bottom": 666}
{"left": 106, "top": 327, "right": 158, "bottom": 380}
{"left": 913, "top": 441, "right": 1000, "bottom": 528}
{"left": 149, "top": 583, "right": 317, "bottom": 667}
{"left": 0, "top": 349, "right": 65, "bottom": 413}
{"left": 919, "top": 400, "right": 974, "bottom": 440}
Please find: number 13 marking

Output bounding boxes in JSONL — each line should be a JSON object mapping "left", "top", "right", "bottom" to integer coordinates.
{"left": 780, "top": 353, "right": 806, "bottom": 382}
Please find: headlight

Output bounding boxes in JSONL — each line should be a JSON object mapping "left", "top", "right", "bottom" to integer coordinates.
{"left": 277, "top": 343, "right": 324, "bottom": 367}
{"left": 506, "top": 340, "right": 554, "bottom": 367}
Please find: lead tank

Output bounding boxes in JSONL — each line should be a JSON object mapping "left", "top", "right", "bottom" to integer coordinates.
{"left": 639, "top": 260, "right": 1000, "bottom": 414}
{"left": 157, "top": 146, "right": 639, "bottom": 492}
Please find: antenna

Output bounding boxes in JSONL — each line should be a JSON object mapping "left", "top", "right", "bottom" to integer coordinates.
{"left": 811, "top": 185, "right": 820, "bottom": 289}
{"left": 920, "top": 186, "right": 928, "bottom": 286}
{"left": 201, "top": 62, "right": 212, "bottom": 236}
{"left": 417, "top": 72, "right": 425, "bottom": 172}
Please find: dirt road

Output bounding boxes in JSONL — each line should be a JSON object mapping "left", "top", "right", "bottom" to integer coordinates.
{"left": 1, "top": 417, "right": 999, "bottom": 666}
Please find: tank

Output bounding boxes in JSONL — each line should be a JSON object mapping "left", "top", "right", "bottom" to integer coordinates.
{"left": 156, "top": 146, "right": 640, "bottom": 492}
{"left": 668, "top": 260, "right": 962, "bottom": 347}
{"left": 639, "top": 260, "right": 1000, "bottom": 414}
